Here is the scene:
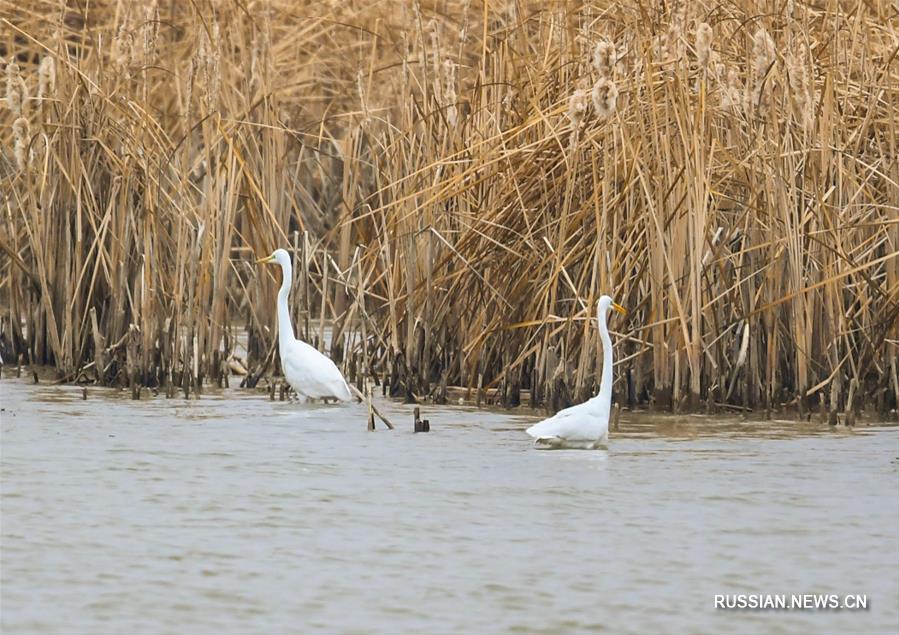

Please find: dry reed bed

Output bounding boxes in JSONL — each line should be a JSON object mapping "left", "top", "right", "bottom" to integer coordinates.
{"left": 1, "top": 1, "right": 897, "bottom": 417}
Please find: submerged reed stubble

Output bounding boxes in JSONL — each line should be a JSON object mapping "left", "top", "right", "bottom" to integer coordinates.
{"left": 1, "top": 1, "right": 896, "bottom": 417}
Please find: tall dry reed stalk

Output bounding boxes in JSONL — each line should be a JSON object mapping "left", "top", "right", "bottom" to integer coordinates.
{"left": 1, "top": 1, "right": 896, "bottom": 418}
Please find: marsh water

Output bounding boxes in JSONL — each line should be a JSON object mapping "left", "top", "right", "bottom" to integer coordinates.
{"left": 1, "top": 376, "right": 897, "bottom": 635}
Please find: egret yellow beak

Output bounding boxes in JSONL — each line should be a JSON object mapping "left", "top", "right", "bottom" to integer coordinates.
{"left": 612, "top": 302, "right": 627, "bottom": 315}
{"left": 256, "top": 254, "right": 275, "bottom": 264}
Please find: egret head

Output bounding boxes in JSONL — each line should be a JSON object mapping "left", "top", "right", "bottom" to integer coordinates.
{"left": 598, "top": 294, "right": 627, "bottom": 316}
{"left": 256, "top": 248, "right": 291, "bottom": 267}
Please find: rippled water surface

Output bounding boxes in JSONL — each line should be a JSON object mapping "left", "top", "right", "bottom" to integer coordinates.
{"left": 2, "top": 377, "right": 897, "bottom": 634}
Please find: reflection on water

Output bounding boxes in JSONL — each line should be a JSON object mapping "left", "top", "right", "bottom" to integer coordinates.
{"left": 1, "top": 377, "right": 897, "bottom": 635}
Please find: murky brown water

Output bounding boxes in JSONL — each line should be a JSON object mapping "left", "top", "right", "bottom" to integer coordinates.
{"left": 2, "top": 377, "right": 897, "bottom": 634}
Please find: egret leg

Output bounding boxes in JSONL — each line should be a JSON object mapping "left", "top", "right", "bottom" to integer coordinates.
{"left": 534, "top": 436, "right": 564, "bottom": 449}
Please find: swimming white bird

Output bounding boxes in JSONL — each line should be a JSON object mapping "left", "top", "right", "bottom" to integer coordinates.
{"left": 526, "top": 295, "right": 626, "bottom": 449}
{"left": 256, "top": 248, "right": 352, "bottom": 403}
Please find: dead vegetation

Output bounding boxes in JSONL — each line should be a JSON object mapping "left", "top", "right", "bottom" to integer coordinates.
{"left": 1, "top": 0, "right": 897, "bottom": 418}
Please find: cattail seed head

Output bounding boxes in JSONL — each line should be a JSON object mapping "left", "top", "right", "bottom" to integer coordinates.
{"left": 749, "top": 28, "right": 777, "bottom": 111}
{"left": 196, "top": 20, "right": 221, "bottom": 110}
{"left": 13, "top": 116, "right": 30, "bottom": 170}
{"left": 752, "top": 28, "right": 776, "bottom": 80}
{"left": 459, "top": 0, "right": 471, "bottom": 45}
{"left": 695, "top": 22, "right": 713, "bottom": 68}
{"left": 715, "top": 62, "right": 725, "bottom": 81}
{"left": 786, "top": 51, "right": 802, "bottom": 94}
{"left": 183, "top": 58, "right": 195, "bottom": 121}
{"left": 209, "top": 21, "right": 221, "bottom": 106}
{"left": 37, "top": 57, "right": 56, "bottom": 101}
{"left": 786, "top": 48, "right": 814, "bottom": 130}
{"left": 591, "top": 77, "right": 619, "bottom": 120}
{"left": 112, "top": 18, "right": 134, "bottom": 71}
{"left": 401, "top": 32, "right": 410, "bottom": 88}
{"left": 6, "top": 61, "right": 26, "bottom": 117}
{"left": 250, "top": 33, "right": 261, "bottom": 91}
{"left": 442, "top": 58, "right": 458, "bottom": 127}
{"left": 721, "top": 66, "right": 741, "bottom": 109}
{"left": 428, "top": 19, "right": 441, "bottom": 84}
{"left": 502, "top": 87, "right": 515, "bottom": 113}
{"left": 665, "top": 3, "right": 687, "bottom": 60}
{"left": 592, "top": 40, "right": 615, "bottom": 78}
{"left": 567, "top": 88, "right": 589, "bottom": 126}
{"left": 356, "top": 69, "right": 372, "bottom": 127}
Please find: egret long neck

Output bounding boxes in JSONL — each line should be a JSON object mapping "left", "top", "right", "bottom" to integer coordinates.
{"left": 598, "top": 307, "right": 613, "bottom": 406}
{"left": 276, "top": 259, "right": 295, "bottom": 345}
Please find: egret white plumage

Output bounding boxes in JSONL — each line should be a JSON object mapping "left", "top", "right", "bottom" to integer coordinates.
{"left": 526, "top": 295, "right": 626, "bottom": 449}
{"left": 256, "top": 248, "right": 352, "bottom": 403}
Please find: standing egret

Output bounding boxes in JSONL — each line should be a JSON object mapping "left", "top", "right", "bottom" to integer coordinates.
{"left": 256, "top": 248, "right": 352, "bottom": 403}
{"left": 526, "top": 295, "right": 627, "bottom": 449}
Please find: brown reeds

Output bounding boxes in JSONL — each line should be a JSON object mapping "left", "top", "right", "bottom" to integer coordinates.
{"left": 0, "top": 1, "right": 896, "bottom": 419}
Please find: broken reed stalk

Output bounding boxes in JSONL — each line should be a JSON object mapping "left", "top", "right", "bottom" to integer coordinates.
{"left": 350, "top": 383, "right": 394, "bottom": 430}
{"left": 0, "top": 2, "right": 896, "bottom": 420}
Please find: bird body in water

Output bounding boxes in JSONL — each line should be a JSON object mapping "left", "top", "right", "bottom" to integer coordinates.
{"left": 257, "top": 248, "right": 352, "bottom": 403}
{"left": 526, "top": 295, "right": 626, "bottom": 449}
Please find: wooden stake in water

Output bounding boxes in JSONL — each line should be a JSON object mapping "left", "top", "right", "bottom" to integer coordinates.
{"left": 367, "top": 384, "right": 375, "bottom": 431}
{"left": 413, "top": 406, "right": 430, "bottom": 432}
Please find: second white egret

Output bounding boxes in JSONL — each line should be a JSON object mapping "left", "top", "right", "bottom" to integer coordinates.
{"left": 526, "top": 295, "right": 626, "bottom": 449}
{"left": 256, "top": 248, "right": 352, "bottom": 403}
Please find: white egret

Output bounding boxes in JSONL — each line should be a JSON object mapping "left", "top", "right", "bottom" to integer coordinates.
{"left": 256, "top": 248, "right": 352, "bottom": 403}
{"left": 526, "top": 295, "right": 627, "bottom": 449}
